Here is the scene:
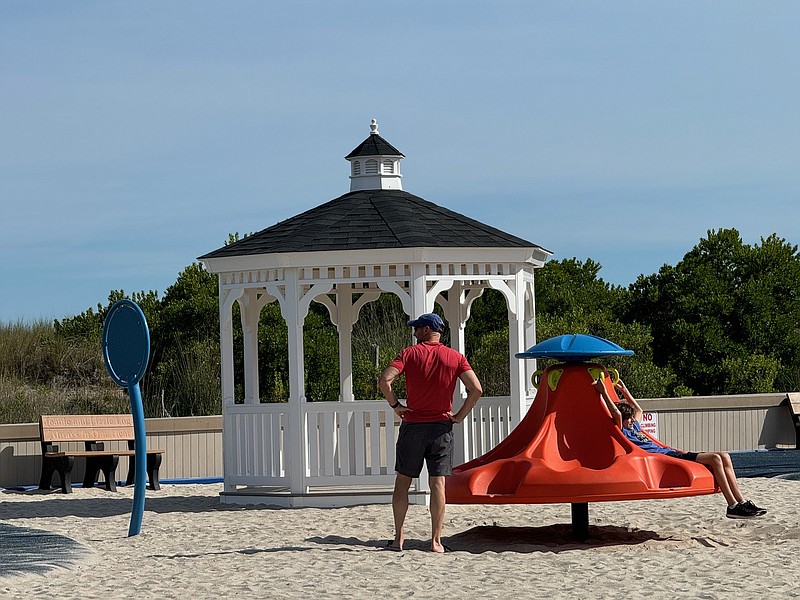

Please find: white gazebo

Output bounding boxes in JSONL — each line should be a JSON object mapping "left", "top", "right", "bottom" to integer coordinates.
{"left": 199, "top": 120, "right": 551, "bottom": 506}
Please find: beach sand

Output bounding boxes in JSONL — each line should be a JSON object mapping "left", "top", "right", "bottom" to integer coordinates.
{"left": 1, "top": 477, "right": 799, "bottom": 599}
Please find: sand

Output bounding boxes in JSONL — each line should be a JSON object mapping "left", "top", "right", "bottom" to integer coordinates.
{"left": 1, "top": 477, "right": 799, "bottom": 599}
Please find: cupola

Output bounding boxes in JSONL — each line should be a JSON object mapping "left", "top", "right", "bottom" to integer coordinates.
{"left": 345, "top": 119, "right": 404, "bottom": 191}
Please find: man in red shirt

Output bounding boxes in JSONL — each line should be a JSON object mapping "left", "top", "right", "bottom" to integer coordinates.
{"left": 379, "top": 313, "right": 483, "bottom": 553}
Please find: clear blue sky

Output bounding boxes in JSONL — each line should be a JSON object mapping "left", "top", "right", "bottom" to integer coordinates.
{"left": 2, "top": 2, "right": 798, "bottom": 323}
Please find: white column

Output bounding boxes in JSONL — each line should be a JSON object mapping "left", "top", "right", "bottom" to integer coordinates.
{"left": 240, "top": 288, "right": 260, "bottom": 404}
{"left": 408, "top": 262, "right": 430, "bottom": 497}
{"left": 283, "top": 268, "right": 307, "bottom": 495}
{"left": 523, "top": 275, "right": 538, "bottom": 399}
{"left": 219, "top": 285, "right": 243, "bottom": 406}
{"left": 443, "top": 281, "right": 469, "bottom": 465}
{"left": 508, "top": 270, "right": 527, "bottom": 426}
{"left": 219, "top": 284, "right": 243, "bottom": 493}
{"left": 443, "top": 284, "right": 485, "bottom": 465}
{"left": 409, "top": 263, "right": 429, "bottom": 320}
{"left": 337, "top": 285, "right": 355, "bottom": 402}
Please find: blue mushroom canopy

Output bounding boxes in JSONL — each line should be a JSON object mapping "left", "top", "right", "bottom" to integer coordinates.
{"left": 515, "top": 333, "right": 634, "bottom": 362}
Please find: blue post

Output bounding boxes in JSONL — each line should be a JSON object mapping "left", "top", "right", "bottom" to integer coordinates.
{"left": 128, "top": 382, "right": 147, "bottom": 537}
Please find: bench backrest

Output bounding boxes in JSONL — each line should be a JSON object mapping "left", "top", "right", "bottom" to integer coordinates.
{"left": 40, "top": 414, "right": 135, "bottom": 443}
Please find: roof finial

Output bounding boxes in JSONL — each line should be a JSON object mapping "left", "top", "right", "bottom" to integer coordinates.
{"left": 370, "top": 119, "right": 379, "bottom": 135}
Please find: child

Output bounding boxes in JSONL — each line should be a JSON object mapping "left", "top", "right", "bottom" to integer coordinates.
{"left": 594, "top": 376, "right": 766, "bottom": 519}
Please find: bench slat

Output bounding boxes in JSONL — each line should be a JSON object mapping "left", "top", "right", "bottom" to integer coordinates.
{"left": 44, "top": 449, "right": 165, "bottom": 458}
{"left": 40, "top": 414, "right": 138, "bottom": 443}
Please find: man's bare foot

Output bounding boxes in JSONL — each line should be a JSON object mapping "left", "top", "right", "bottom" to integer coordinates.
{"left": 431, "top": 541, "right": 445, "bottom": 553}
{"left": 387, "top": 539, "right": 403, "bottom": 551}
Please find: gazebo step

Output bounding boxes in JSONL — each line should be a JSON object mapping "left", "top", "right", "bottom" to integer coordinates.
{"left": 219, "top": 485, "right": 430, "bottom": 508}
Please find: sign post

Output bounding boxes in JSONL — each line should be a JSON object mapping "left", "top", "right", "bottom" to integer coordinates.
{"left": 102, "top": 299, "right": 150, "bottom": 537}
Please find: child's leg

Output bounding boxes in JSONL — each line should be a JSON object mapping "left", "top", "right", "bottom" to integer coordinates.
{"left": 696, "top": 452, "right": 740, "bottom": 506}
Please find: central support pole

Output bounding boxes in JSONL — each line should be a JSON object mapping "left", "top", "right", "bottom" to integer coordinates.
{"left": 571, "top": 502, "right": 589, "bottom": 540}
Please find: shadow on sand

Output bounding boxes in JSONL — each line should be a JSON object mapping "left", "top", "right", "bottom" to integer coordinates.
{"left": 0, "top": 488, "right": 272, "bottom": 520}
{"left": 308, "top": 523, "right": 667, "bottom": 554}
{"left": 0, "top": 523, "right": 88, "bottom": 578}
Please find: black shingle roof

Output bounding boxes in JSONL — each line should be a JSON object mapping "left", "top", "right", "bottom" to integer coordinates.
{"left": 345, "top": 134, "right": 405, "bottom": 159}
{"left": 199, "top": 190, "right": 544, "bottom": 259}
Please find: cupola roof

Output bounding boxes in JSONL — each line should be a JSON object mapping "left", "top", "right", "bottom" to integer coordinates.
{"left": 345, "top": 119, "right": 404, "bottom": 159}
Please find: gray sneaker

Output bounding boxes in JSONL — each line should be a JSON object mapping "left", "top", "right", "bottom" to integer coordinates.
{"left": 726, "top": 503, "right": 758, "bottom": 519}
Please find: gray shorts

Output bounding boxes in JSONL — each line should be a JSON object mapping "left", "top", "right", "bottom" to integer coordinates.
{"left": 395, "top": 421, "right": 454, "bottom": 478}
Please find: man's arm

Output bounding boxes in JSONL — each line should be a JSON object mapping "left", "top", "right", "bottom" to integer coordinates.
{"left": 450, "top": 369, "right": 483, "bottom": 424}
{"left": 378, "top": 366, "right": 412, "bottom": 415}
{"left": 593, "top": 377, "right": 622, "bottom": 429}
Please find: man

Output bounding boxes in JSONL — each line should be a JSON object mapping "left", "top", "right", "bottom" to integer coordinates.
{"left": 594, "top": 375, "right": 766, "bottom": 519}
{"left": 379, "top": 312, "right": 483, "bottom": 553}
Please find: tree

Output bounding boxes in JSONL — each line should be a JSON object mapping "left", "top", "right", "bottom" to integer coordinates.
{"left": 535, "top": 257, "right": 627, "bottom": 318}
{"left": 625, "top": 229, "right": 800, "bottom": 394}
{"left": 148, "top": 263, "right": 221, "bottom": 415}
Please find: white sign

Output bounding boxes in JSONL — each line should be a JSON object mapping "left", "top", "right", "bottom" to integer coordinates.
{"left": 640, "top": 411, "right": 659, "bottom": 439}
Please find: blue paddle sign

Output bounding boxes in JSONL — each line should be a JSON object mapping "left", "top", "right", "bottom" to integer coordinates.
{"left": 102, "top": 299, "right": 150, "bottom": 537}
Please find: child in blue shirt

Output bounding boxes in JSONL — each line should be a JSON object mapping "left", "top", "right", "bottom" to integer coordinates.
{"left": 594, "top": 376, "right": 766, "bottom": 519}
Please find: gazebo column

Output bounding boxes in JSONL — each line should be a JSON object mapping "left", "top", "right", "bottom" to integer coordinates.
{"left": 219, "top": 286, "right": 244, "bottom": 406}
{"left": 284, "top": 268, "right": 307, "bottom": 496}
{"left": 408, "top": 263, "right": 431, "bottom": 496}
{"left": 317, "top": 286, "right": 381, "bottom": 402}
{"left": 409, "top": 263, "right": 430, "bottom": 321}
{"left": 240, "top": 288, "right": 261, "bottom": 404}
{"left": 336, "top": 285, "right": 355, "bottom": 402}
{"left": 523, "top": 275, "right": 538, "bottom": 399}
{"left": 488, "top": 273, "right": 527, "bottom": 426}
{"left": 219, "top": 285, "right": 243, "bottom": 493}
{"left": 441, "top": 281, "right": 470, "bottom": 464}
{"left": 454, "top": 285, "right": 486, "bottom": 464}
{"left": 508, "top": 270, "right": 528, "bottom": 425}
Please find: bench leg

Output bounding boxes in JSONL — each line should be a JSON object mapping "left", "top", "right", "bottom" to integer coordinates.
{"left": 39, "top": 457, "right": 57, "bottom": 491}
{"left": 147, "top": 453, "right": 162, "bottom": 491}
{"left": 125, "top": 456, "right": 135, "bottom": 487}
{"left": 40, "top": 456, "right": 75, "bottom": 493}
{"left": 127, "top": 453, "right": 163, "bottom": 490}
{"left": 84, "top": 455, "right": 119, "bottom": 492}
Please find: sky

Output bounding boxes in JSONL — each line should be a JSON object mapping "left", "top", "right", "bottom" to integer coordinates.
{"left": 2, "top": 1, "right": 799, "bottom": 323}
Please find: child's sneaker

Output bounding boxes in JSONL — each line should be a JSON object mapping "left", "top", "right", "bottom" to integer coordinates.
{"left": 740, "top": 500, "right": 767, "bottom": 516}
{"left": 726, "top": 503, "right": 758, "bottom": 519}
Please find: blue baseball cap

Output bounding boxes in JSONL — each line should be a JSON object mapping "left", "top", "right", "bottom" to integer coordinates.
{"left": 408, "top": 313, "right": 445, "bottom": 332}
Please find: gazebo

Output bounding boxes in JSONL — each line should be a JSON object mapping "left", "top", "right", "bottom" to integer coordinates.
{"left": 199, "top": 120, "right": 551, "bottom": 506}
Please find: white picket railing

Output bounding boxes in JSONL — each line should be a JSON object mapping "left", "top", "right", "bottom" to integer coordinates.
{"left": 225, "top": 403, "right": 288, "bottom": 486}
{"left": 457, "top": 396, "right": 516, "bottom": 462}
{"left": 305, "top": 401, "right": 398, "bottom": 486}
{"left": 223, "top": 396, "right": 524, "bottom": 491}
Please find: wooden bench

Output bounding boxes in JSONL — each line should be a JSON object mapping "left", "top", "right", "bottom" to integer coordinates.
{"left": 38, "top": 414, "right": 165, "bottom": 494}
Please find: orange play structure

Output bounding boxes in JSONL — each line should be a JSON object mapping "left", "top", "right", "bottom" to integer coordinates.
{"left": 446, "top": 345, "right": 719, "bottom": 537}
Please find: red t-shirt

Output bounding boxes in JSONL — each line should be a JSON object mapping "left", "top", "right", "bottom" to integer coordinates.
{"left": 389, "top": 341, "right": 473, "bottom": 423}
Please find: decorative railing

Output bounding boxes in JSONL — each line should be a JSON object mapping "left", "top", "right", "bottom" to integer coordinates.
{"left": 223, "top": 396, "right": 523, "bottom": 490}
{"left": 225, "top": 404, "right": 288, "bottom": 485}
{"left": 305, "top": 401, "right": 398, "bottom": 486}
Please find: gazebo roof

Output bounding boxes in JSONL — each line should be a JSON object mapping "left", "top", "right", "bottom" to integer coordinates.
{"left": 199, "top": 189, "right": 548, "bottom": 260}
